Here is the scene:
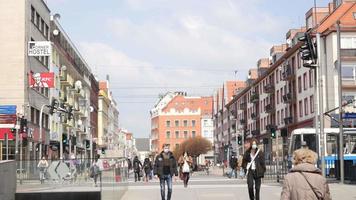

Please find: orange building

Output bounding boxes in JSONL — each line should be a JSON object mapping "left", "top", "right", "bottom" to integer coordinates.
{"left": 150, "top": 92, "right": 213, "bottom": 153}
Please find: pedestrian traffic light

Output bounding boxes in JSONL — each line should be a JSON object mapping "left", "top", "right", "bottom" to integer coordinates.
{"left": 298, "top": 30, "right": 317, "bottom": 68}
{"left": 85, "top": 140, "right": 90, "bottom": 149}
{"left": 237, "top": 135, "right": 242, "bottom": 145}
{"left": 101, "top": 148, "right": 106, "bottom": 154}
{"left": 271, "top": 127, "right": 276, "bottom": 139}
{"left": 10, "top": 128, "right": 16, "bottom": 133}
{"left": 62, "top": 134, "right": 68, "bottom": 145}
{"left": 20, "top": 117, "right": 27, "bottom": 133}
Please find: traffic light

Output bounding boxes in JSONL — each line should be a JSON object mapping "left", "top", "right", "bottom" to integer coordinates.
{"left": 10, "top": 128, "right": 16, "bottom": 133}
{"left": 67, "top": 106, "right": 73, "bottom": 120}
{"left": 237, "top": 135, "right": 242, "bottom": 145}
{"left": 85, "top": 140, "right": 90, "bottom": 149}
{"left": 298, "top": 30, "right": 317, "bottom": 68}
{"left": 49, "top": 98, "right": 59, "bottom": 115}
{"left": 20, "top": 117, "right": 27, "bottom": 133}
{"left": 101, "top": 148, "right": 106, "bottom": 154}
{"left": 62, "top": 134, "right": 68, "bottom": 145}
{"left": 271, "top": 127, "right": 276, "bottom": 139}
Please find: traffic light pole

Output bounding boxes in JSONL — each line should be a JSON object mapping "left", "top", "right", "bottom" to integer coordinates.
{"left": 276, "top": 130, "right": 279, "bottom": 182}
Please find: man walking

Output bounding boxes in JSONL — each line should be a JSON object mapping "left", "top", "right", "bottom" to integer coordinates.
{"left": 154, "top": 144, "right": 178, "bottom": 200}
{"left": 229, "top": 155, "right": 238, "bottom": 178}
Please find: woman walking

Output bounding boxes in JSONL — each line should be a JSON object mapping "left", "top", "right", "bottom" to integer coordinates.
{"left": 242, "top": 138, "right": 266, "bottom": 200}
{"left": 178, "top": 152, "right": 193, "bottom": 188}
{"left": 143, "top": 157, "right": 153, "bottom": 182}
{"left": 281, "top": 148, "right": 331, "bottom": 200}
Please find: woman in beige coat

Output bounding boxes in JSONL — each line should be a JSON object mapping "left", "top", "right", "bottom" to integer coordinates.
{"left": 281, "top": 148, "right": 331, "bottom": 200}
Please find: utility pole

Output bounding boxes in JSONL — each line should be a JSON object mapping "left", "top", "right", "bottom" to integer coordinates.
{"left": 276, "top": 129, "right": 279, "bottom": 182}
{"left": 316, "top": 33, "right": 326, "bottom": 177}
{"left": 336, "top": 20, "right": 344, "bottom": 184}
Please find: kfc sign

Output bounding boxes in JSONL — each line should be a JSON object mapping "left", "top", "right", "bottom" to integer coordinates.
{"left": 28, "top": 41, "right": 52, "bottom": 56}
{"left": 29, "top": 72, "right": 55, "bottom": 88}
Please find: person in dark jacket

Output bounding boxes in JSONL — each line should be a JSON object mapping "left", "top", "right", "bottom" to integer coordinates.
{"left": 242, "top": 138, "right": 266, "bottom": 200}
{"left": 133, "top": 156, "right": 142, "bottom": 182}
{"left": 229, "top": 155, "right": 238, "bottom": 178}
{"left": 154, "top": 144, "right": 178, "bottom": 200}
{"left": 143, "top": 157, "right": 153, "bottom": 182}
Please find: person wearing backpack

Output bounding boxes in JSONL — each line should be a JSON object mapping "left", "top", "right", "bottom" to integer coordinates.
{"left": 242, "top": 138, "right": 266, "bottom": 200}
{"left": 280, "top": 148, "right": 331, "bottom": 200}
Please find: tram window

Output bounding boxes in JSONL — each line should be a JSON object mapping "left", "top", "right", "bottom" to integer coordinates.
{"left": 326, "top": 135, "right": 337, "bottom": 155}
{"left": 303, "top": 134, "right": 317, "bottom": 153}
{"left": 350, "top": 136, "right": 356, "bottom": 154}
{"left": 292, "top": 135, "right": 301, "bottom": 152}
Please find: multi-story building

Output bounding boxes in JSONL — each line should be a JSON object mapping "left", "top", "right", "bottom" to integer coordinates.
{"left": 98, "top": 80, "right": 111, "bottom": 150}
{"left": 199, "top": 115, "right": 214, "bottom": 164}
{"left": 217, "top": 0, "right": 356, "bottom": 163}
{"left": 0, "top": 0, "right": 52, "bottom": 161}
{"left": 150, "top": 92, "right": 213, "bottom": 153}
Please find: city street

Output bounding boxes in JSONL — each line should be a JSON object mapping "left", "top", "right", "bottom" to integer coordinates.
{"left": 122, "top": 172, "right": 356, "bottom": 200}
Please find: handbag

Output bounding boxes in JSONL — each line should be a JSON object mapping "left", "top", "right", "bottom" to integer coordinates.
{"left": 245, "top": 149, "right": 260, "bottom": 177}
{"left": 299, "top": 172, "right": 324, "bottom": 200}
{"left": 182, "top": 161, "right": 190, "bottom": 173}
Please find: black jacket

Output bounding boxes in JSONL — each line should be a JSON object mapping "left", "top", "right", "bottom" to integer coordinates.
{"left": 242, "top": 148, "right": 266, "bottom": 178}
{"left": 153, "top": 151, "right": 178, "bottom": 177}
{"left": 143, "top": 158, "right": 152, "bottom": 172}
{"left": 133, "top": 158, "right": 142, "bottom": 172}
{"left": 230, "top": 157, "right": 238, "bottom": 169}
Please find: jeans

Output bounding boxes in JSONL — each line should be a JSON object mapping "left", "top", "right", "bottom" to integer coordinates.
{"left": 247, "top": 169, "right": 261, "bottom": 200}
{"left": 159, "top": 175, "right": 173, "bottom": 200}
{"left": 230, "top": 168, "right": 237, "bottom": 178}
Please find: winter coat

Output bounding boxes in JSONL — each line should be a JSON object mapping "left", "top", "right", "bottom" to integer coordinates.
{"left": 133, "top": 158, "right": 142, "bottom": 172}
{"left": 143, "top": 158, "right": 152, "bottom": 173}
{"left": 230, "top": 157, "right": 238, "bottom": 169}
{"left": 153, "top": 151, "right": 178, "bottom": 177}
{"left": 241, "top": 148, "right": 266, "bottom": 178}
{"left": 178, "top": 155, "right": 193, "bottom": 173}
{"left": 280, "top": 163, "right": 331, "bottom": 200}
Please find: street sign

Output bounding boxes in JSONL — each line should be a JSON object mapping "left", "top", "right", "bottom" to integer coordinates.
{"left": 28, "top": 41, "right": 51, "bottom": 56}
{"left": 0, "top": 114, "right": 17, "bottom": 124}
{"left": 343, "top": 113, "right": 356, "bottom": 119}
{"left": 0, "top": 105, "right": 16, "bottom": 115}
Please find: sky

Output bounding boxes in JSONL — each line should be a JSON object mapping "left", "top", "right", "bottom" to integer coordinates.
{"left": 46, "top": 0, "right": 330, "bottom": 138}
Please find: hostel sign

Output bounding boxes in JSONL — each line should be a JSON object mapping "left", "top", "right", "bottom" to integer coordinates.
{"left": 28, "top": 41, "right": 51, "bottom": 56}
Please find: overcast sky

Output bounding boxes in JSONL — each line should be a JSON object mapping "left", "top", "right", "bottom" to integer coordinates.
{"left": 46, "top": 0, "right": 330, "bottom": 138}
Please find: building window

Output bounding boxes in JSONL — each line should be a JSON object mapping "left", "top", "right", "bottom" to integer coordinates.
{"left": 36, "top": 13, "right": 40, "bottom": 27}
{"left": 297, "top": 52, "right": 301, "bottom": 69}
{"left": 203, "top": 120, "right": 208, "bottom": 126}
{"left": 304, "top": 98, "right": 309, "bottom": 116}
{"left": 299, "top": 100, "right": 303, "bottom": 117}
{"left": 192, "top": 120, "right": 196, "bottom": 127}
{"left": 184, "top": 131, "right": 188, "bottom": 138}
{"left": 31, "top": 107, "right": 35, "bottom": 123}
{"left": 277, "top": 110, "right": 280, "bottom": 125}
{"left": 166, "top": 120, "right": 171, "bottom": 127}
{"left": 310, "top": 95, "right": 314, "bottom": 113}
{"left": 281, "top": 109, "right": 284, "bottom": 124}
{"left": 175, "top": 120, "right": 179, "bottom": 127}
{"left": 183, "top": 120, "right": 188, "bottom": 127}
{"left": 166, "top": 131, "right": 170, "bottom": 139}
{"left": 36, "top": 109, "right": 40, "bottom": 125}
{"left": 341, "top": 37, "right": 356, "bottom": 49}
{"left": 276, "top": 70, "right": 279, "bottom": 83}
{"left": 45, "top": 24, "right": 49, "bottom": 38}
{"left": 40, "top": 19, "right": 44, "bottom": 32}
{"left": 31, "top": 6, "right": 35, "bottom": 23}
{"left": 192, "top": 131, "right": 196, "bottom": 138}
{"left": 303, "top": 73, "right": 307, "bottom": 90}
{"left": 342, "top": 66, "right": 354, "bottom": 80}
{"left": 298, "top": 76, "right": 302, "bottom": 93}
{"left": 175, "top": 131, "right": 179, "bottom": 139}
{"left": 309, "top": 70, "right": 313, "bottom": 87}
{"left": 276, "top": 90, "right": 280, "bottom": 104}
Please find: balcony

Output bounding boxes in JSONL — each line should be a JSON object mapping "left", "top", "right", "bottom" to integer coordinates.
{"left": 265, "top": 104, "right": 275, "bottom": 113}
{"left": 251, "top": 129, "right": 260, "bottom": 136}
{"left": 284, "top": 116, "right": 294, "bottom": 125}
{"left": 282, "top": 93, "right": 295, "bottom": 104}
{"left": 251, "top": 113, "right": 258, "bottom": 120}
{"left": 239, "top": 102, "right": 247, "bottom": 110}
{"left": 282, "top": 65, "right": 294, "bottom": 81}
{"left": 250, "top": 93, "right": 259, "bottom": 104}
{"left": 264, "top": 84, "right": 275, "bottom": 94}
{"left": 60, "top": 73, "right": 74, "bottom": 87}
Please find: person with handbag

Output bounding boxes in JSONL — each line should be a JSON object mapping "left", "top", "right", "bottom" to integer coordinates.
{"left": 281, "top": 148, "right": 331, "bottom": 200}
{"left": 178, "top": 151, "right": 193, "bottom": 188}
{"left": 242, "top": 138, "right": 266, "bottom": 200}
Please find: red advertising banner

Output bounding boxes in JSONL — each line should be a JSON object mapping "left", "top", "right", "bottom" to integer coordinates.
{"left": 29, "top": 72, "right": 55, "bottom": 88}
{"left": 0, "top": 128, "right": 14, "bottom": 140}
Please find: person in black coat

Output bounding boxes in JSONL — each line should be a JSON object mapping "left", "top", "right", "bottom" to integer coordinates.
{"left": 229, "top": 155, "right": 238, "bottom": 178}
{"left": 133, "top": 156, "right": 143, "bottom": 182}
{"left": 143, "top": 157, "right": 153, "bottom": 182}
{"left": 242, "top": 138, "right": 266, "bottom": 200}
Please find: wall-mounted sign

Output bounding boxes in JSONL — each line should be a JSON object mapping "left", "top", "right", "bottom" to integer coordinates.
{"left": 28, "top": 41, "right": 51, "bottom": 56}
{"left": 29, "top": 72, "right": 55, "bottom": 88}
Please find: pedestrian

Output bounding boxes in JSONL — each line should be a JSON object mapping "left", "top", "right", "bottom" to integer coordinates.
{"left": 229, "top": 155, "right": 238, "bottom": 178}
{"left": 242, "top": 138, "right": 266, "bottom": 200}
{"left": 280, "top": 148, "right": 331, "bottom": 200}
{"left": 37, "top": 156, "right": 49, "bottom": 184}
{"left": 237, "top": 154, "right": 244, "bottom": 178}
{"left": 133, "top": 156, "right": 143, "bottom": 182}
{"left": 153, "top": 144, "right": 178, "bottom": 200}
{"left": 90, "top": 158, "right": 101, "bottom": 187}
{"left": 143, "top": 156, "right": 153, "bottom": 182}
{"left": 178, "top": 151, "right": 193, "bottom": 188}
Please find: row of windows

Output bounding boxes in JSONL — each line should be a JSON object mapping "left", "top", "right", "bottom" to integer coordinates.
{"left": 30, "top": 107, "right": 49, "bottom": 129}
{"left": 298, "top": 70, "right": 314, "bottom": 93}
{"left": 166, "top": 130, "right": 196, "bottom": 139}
{"left": 299, "top": 96, "right": 314, "bottom": 118}
{"left": 166, "top": 120, "right": 196, "bottom": 127}
{"left": 31, "top": 6, "right": 49, "bottom": 40}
